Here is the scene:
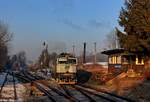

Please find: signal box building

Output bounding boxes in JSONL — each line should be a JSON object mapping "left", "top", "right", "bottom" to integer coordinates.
{"left": 101, "top": 48, "right": 145, "bottom": 74}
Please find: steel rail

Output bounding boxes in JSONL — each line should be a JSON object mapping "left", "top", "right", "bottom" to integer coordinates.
{"left": 12, "top": 72, "right": 17, "bottom": 100}
{"left": 80, "top": 85, "right": 135, "bottom": 102}
{"left": 70, "top": 85, "right": 96, "bottom": 102}
{"left": 0, "top": 72, "right": 9, "bottom": 98}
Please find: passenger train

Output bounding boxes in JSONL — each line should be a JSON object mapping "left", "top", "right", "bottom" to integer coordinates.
{"left": 55, "top": 53, "right": 77, "bottom": 84}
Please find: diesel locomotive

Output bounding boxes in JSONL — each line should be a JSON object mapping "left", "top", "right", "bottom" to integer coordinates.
{"left": 55, "top": 53, "right": 77, "bottom": 84}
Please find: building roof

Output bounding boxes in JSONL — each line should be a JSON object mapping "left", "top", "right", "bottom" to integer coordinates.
{"left": 58, "top": 52, "right": 75, "bottom": 58}
{"left": 101, "top": 48, "right": 145, "bottom": 56}
{"left": 101, "top": 48, "right": 125, "bottom": 55}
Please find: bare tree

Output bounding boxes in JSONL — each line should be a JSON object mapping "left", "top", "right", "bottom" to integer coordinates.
{"left": 49, "top": 52, "right": 57, "bottom": 66}
{"left": 0, "top": 21, "right": 12, "bottom": 68}
{"left": 9, "top": 51, "right": 27, "bottom": 71}
{"left": 38, "top": 45, "right": 50, "bottom": 69}
{"left": 17, "top": 51, "right": 27, "bottom": 68}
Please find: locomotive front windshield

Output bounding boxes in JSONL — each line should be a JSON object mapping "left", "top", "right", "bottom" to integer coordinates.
{"left": 58, "top": 58, "right": 77, "bottom": 64}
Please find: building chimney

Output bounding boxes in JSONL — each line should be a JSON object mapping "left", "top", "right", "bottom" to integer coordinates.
{"left": 83, "top": 42, "right": 86, "bottom": 64}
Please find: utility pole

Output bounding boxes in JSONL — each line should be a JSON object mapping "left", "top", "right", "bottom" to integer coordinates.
{"left": 40, "top": 41, "right": 49, "bottom": 69}
{"left": 94, "top": 42, "right": 97, "bottom": 64}
{"left": 115, "top": 33, "right": 119, "bottom": 48}
{"left": 72, "top": 45, "right": 75, "bottom": 56}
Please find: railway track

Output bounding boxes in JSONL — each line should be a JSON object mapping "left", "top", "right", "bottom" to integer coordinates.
{"left": 14, "top": 71, "right": 135, "bottom": 102}
{"left": 0, "top": 71, "right": 18, "bottom": 101}
{"left": 24, "top": 73, "right": 77, "bottom": 102}
{"left": 0, "top": 72, "right": 9, "bottom": 98}
{"left": 61, "top": 85, "right": 111, "bottom": 102}
{"left": 73, "top": 85, "right": 135, "bottom": 102}
{"left": 81, "top": 85, "right": 136, "bottom": 102}
{"left": 61, "top": 85, "right": 96, "bottom": 102}
{"left": 25, "top": 71, "right": 44, "bottom": 80}
{"left": 12, "top": 72, "right": 17, "bottom": 100}
{"left": 59, "top": 84, "right": 136, "bottom": 102}
{"left": 16, "top": 71, "right": 58, "bottom": 102}
{"left": 19, "top": 71, "right": 76, "bottom": 102}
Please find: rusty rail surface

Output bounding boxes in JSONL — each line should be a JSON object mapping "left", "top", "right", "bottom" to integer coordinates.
{"left": 12, "top": 72, "right": 17, "bottom": 100}
{"left": 21, "top": 71, "right": 76, "bottom": 102}
{"left": 0, "top": 71, "right": 18, "bottom": 100}
{"left": 61, "top": 84, "right": 96, "bottom": 102}
{"left": 75, "top": 85, "right": 135, "bottom": 102}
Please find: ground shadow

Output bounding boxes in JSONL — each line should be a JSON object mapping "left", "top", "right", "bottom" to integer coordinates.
{"left": 77, "top": 69, "right": 92, "bottom": 84}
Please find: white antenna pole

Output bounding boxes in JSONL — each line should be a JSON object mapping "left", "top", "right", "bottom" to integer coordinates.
{"left": 115, "top": 31, "right": 119, "bottom": 49}
{"left": 94, "top": 42, "right": 97, "bottom": 64}
{"left": 72, "top": 45, "right": 75, "bottom": 56}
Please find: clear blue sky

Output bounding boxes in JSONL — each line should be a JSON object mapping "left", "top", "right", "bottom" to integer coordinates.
{"left": 0, "top": 0, "right": 124, "bottom": 60}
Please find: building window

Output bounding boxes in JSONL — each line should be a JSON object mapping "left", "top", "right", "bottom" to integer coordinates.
{"left": 109, "top": 57, "right": 113, "bottom": 64}
{"left": 117, "top": 56, "right": 121, "bottom": 64}
{"left": 109, "top": 55, "right": 121, "bottom": 64}
{"left": 136, "top": 55, "right": 144, "bottom": 65}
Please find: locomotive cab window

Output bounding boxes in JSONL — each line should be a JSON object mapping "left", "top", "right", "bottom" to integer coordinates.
{"left": 68, "top": 59, "right": 77, "bottom": 64}
{"left": 58, "top": 58, "right": 77, "bottom": 64}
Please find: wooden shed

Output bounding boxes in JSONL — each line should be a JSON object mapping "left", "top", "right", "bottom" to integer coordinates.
{"left": 101, "top": 48, "right": 145, "bottom": 75}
